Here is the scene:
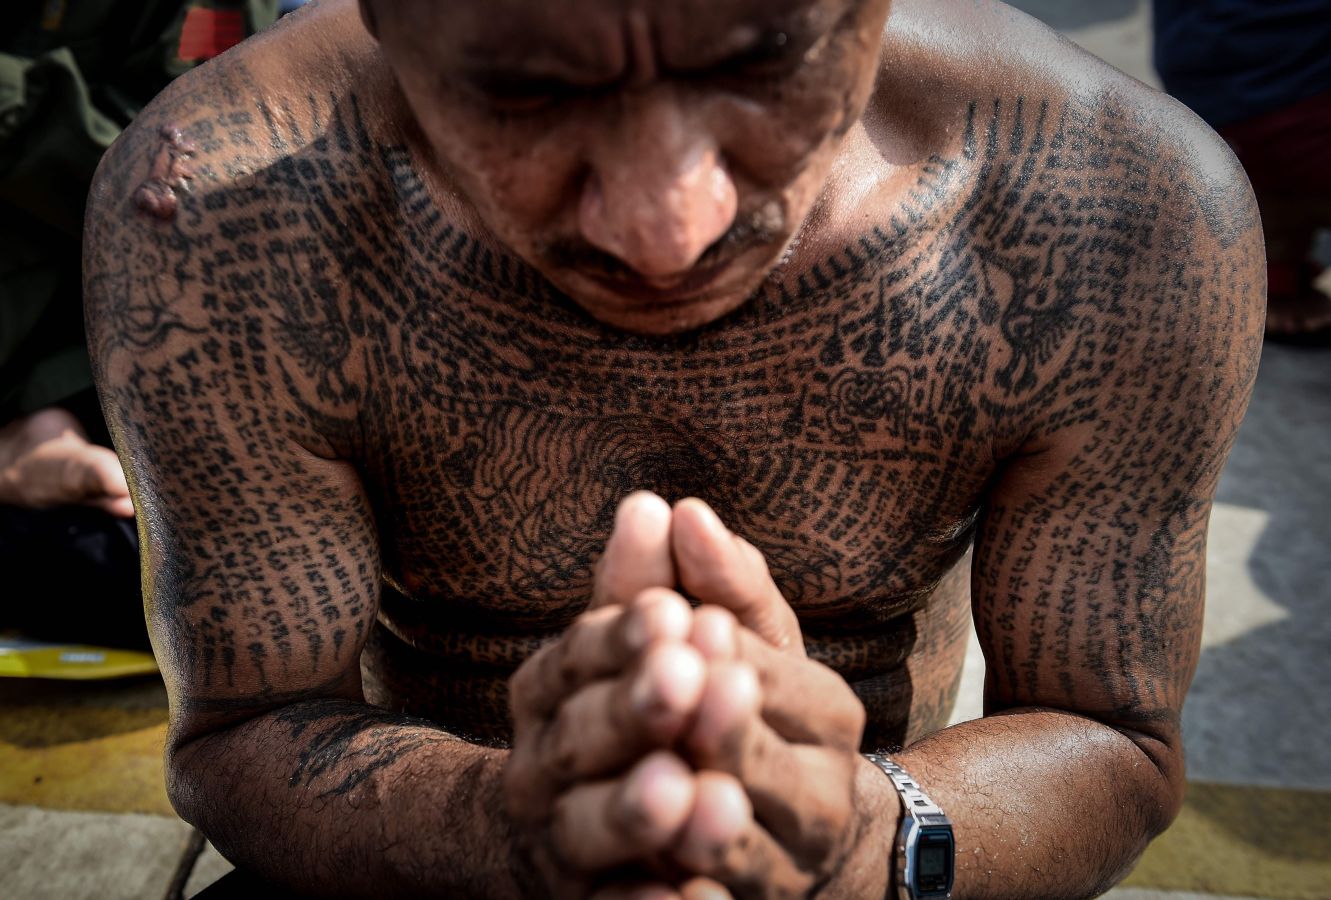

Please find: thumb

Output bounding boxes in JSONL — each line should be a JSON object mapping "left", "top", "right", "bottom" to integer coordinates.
{"left": 671, "top": 498, "right": 804, "bottom": 655}
{"left": 589, "top": 491, "right": 675, "bottom": 608}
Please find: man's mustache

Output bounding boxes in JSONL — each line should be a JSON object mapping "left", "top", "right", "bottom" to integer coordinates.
{"left": 539, "top": 207, "right": 786, "bottom": 281}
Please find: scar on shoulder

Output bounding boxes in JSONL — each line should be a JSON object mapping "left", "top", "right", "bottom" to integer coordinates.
{"left": 133, "top": 125, "right": 198, "bottom": 221}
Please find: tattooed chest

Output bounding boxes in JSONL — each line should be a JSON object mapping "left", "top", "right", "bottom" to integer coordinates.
{"left": 359, "top": 288, "right": 992, "bottom": 632}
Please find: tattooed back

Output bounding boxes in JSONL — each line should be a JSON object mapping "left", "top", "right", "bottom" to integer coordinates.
{"left": 84, "top": 0, "right": 1264, "bottom": 750}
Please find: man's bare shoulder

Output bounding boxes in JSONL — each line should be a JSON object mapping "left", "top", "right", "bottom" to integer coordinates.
{"left": 88, "top": 0, "right": 387, "bottom": 213}
{"left": 83, "top": 1, "right": 393, "bottom": 450}
{"left": 851, "top": 0, "right": 1263, "bottom": 455}
{"left": 881, "top": 0, "right": 1253, "bottom": 187}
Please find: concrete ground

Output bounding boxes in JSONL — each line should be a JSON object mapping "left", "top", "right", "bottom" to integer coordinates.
{"left": 2, "top": 2, "right": 1329, "bottom": 898}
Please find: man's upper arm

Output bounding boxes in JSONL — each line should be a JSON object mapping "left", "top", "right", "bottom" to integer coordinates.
{"left": 970, "top": 112, "right": 1265, "bottom": 752}
{"left": 83, "top": 73, "right": 380, "bottom": 743}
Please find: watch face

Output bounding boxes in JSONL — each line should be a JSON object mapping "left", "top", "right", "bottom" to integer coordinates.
{"left": 916, "top": 828, "right": 954, "bottom": 895}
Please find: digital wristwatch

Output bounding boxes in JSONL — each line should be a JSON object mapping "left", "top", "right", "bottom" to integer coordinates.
{"left": 863, "top": 752, "right": 955, "bottom": 900}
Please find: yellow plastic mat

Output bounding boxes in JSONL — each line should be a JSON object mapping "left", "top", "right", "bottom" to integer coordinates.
{"left": 0, "top": 638, "right": 158, "bottom": 680}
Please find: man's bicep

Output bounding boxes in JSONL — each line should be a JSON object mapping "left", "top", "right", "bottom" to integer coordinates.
{"left": 970, "top": 121, "right": 1265, "bottom": 738}
{"left": 970, "top": 430, "right": 1211, "bottom": 738}
{"left": 130, "top": 400, "right": 381, "bottom": 729}
{"left": 86, "top": 148, "right": 379, "bottom": 740}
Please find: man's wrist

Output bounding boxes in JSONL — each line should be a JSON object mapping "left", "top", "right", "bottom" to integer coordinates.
{"left": 385, "top": 745, "right": 534, "bottom": 898}
{"left": 493, "top": 748, "right": 577, "bottom": 900}
{"left": 863, "top": 753, "right": 956, "bottom": 900}
{"left": 848, "top": 753, "right": 904, "bottom": 900}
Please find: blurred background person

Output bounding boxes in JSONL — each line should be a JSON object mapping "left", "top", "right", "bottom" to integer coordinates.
{"left": 1155, "top": 0, "right": 1331, "bottom": 344}
{"left": 0, "top": 0, "right": 277, "bottom": 648}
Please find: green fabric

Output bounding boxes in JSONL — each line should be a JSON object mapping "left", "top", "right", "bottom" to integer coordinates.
{"left": 12, "top": 344, "right": 93, "bottom": 414}
{"left": 0, "top": 0, "right": 278, "bottom": 423}
{"left": 0, "top": 48, "right": 123, "bottom": 236}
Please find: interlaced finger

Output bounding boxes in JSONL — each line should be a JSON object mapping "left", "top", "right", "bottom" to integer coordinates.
{"left": 510, "top": 588, "right": 693, "bottom": 726}
{"left": 535, "top": 641, "right": 707, "bottom": 788}
{"left": 735, "top": 627, "right": 865, "bottom": 748}
{"left": 549, "top": 751, "right": 697, "bottom": 872}
{"left": 671, "top": 499, "right": 804, "bottom": 656}
{"left": 685, "top": 661, "right": 858, "bottom": 867}
{"left": 688, "top": 608, "right": 864, "bottom": 748}
{"left": 671, "top": 772, "right": 813, "bottom": 900}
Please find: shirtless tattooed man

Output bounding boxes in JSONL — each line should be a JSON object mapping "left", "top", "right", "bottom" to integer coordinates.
{"left": 83, "top": 0, "right": 1264, "bottom": 896}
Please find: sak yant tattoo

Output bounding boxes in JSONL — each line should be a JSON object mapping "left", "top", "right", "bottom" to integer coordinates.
{"left": 86, "top": 59, "right": 1260, "bottom": 764}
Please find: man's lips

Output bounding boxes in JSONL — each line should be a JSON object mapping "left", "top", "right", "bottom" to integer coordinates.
{"left": 580, "top": 258, "right": 735, "bottom": 305}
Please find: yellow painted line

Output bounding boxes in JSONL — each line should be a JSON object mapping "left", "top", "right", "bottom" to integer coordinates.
{"left": 3, "top": 677, "right": 1330, "bottom": 899}
{"left": 0, "top": 690, "right": 173, "bottom": 817}
{"left": 1124, "top": 781, "right": 1331, "bottom": 899}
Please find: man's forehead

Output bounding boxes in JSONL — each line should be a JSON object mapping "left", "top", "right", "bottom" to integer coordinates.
{"left": 391, "top": 0, "right": 851, "bottom": 73}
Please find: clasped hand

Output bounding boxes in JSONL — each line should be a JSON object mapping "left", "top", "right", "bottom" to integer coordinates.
{"left": 505, "top": 493, "right": 887, "bottom": 900}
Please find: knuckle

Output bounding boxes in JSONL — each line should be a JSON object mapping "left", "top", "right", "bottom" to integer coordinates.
{"left": 721, "top": 713, "right": 764, "bottom": 780}
{"left": 547, "top": 709, "right": 582, "bottom": 773}
{"left": 553, "top": 642, "right": 583, "bottom": 687}
{"left": 613, "top": 786, "right": 672, "bottom": 848}
{"left": 508, "top": 655, "right": 546, "bottom": 717}
{"left": 830, "top": 692, "right": 867, "bottom": 746}
{"left": 59, "top": 459, "right": 86, "bottom": 495}
{"left": 562, "top": 606, "right": 620, "bottom": 673}
{"left": 509, "top": 654, "right": 536, "bottom": 692}
{"left": 797, "top": 661, "right": 865, "bottom": 746}
{"left": 707, "top": 833, "right": 753, "bottom": 880}
{"left": 608, "top": 678, "right": 643, "bottom": 738}
{"left": 567, "top": 606, "right": 609, "bottom": 647}
{"left": 547, "top": 807, "right": 582, "bottom": 864}
{"left": 795, "top": 804, "right": 844, "bottom": 864}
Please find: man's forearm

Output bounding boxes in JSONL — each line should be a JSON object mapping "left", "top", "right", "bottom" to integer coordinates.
{"left": 894, "top": 708, "right": 1180, "bottom": 899}
{"left": 169, "top": 699, "right": 529, "bottom": 898}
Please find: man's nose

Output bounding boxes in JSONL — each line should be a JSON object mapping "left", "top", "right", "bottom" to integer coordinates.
{"left": 578, "top": 94, "right": 739, "bottom": 281}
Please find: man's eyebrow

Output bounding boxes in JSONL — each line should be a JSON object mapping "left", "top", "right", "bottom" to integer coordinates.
{"left": 453, "top": 8, "right": 827, "bottom": 91}
{"left": 457, "top": 35, "right": 803, "bottom": 95}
